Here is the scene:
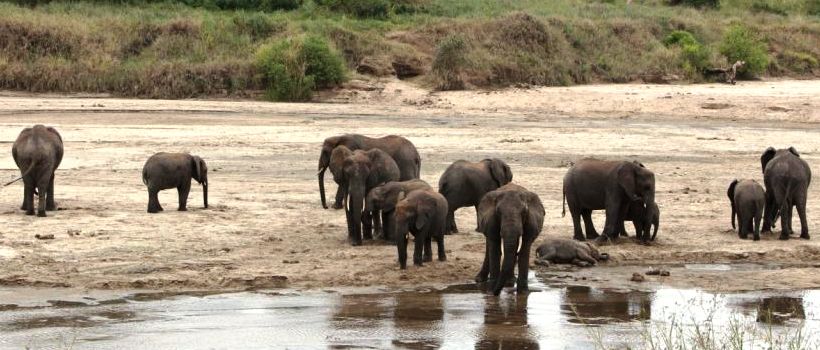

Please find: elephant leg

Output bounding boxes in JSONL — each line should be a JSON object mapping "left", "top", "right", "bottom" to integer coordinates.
{"left": 577, "top": 251, "right": 597, "bottom": 266}
{"left": 780, "top": 202, "right": 794, "bottom": 240}
{"left": 488, "top": 238, "right": 501, "bottom": 285}
{"left": 397, "top": 231, "right": 408, "bottom": 269}
{"left": 474, "top": 205, "right": 480, "bottom": 232}
{"left": 601, "top": 199, "right": 623, "bottom": 241}
{"left": 739, "top": 216, "right": 749, "bottom": 239}
{"left": 797, "top": 194, "right": 810, "bottom": 240}
{"left": 177, "top": 181, "right": 191, "bottom": 211}
{"left": 581, "top": 209, "right": 599, "bottom": 240}
{"left": 422, "top": 232, "right": 433, "bottom": 262}
{"left": 762, "top": 191, "right": 776, "bottom": 233}
{"left": 382, "top": 210, "right": 396, "bottom": 243}
{"left": 362, "top": 210, "right": 373, "bottom": 240}
{"left": 475, "top": 240, "right": 490, "bottom": 282}
{"left": 436, "top": 235, "right": 446, "bottom": 261}
{"left": 570, "top": 206, "right": 585, "bottom": 241}
{"left": 46, "top": 172, "right": 56, "bottom": 211}
{"left": 516, "top": 240, "right": 532, "bottom": 293}
{"left": 413, "top": 233, "right": 425, "bottom": 266}
{"left": 23, "top": 180, "right": 35, "bottom": 216}
{"left": 36, "top": 174, "right": 49, "bottom": 217}
{"left": 373, "top": 210, "right": 383, "bottom": 239}
{"left": 445, "top": 208, "right": 458, "bottom": 234}
{"left": 147, "top": 188, "right": 163, "bottom": 213}
{"left": 333, "top": 186, "right": 346, "bottom": 210}
{"left": 753, "top": 212, "right": 762, "bottom": 241}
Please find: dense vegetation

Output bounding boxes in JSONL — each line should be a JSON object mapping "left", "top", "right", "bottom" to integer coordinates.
{"left": 0, "top": 0, "right": 817, "bottom": 101}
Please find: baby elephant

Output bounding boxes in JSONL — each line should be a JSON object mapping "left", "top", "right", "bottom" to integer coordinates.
{"left": 621, "top": 202, "right": 660, "bottom": 243}
{"left": 534, "top": 238, "right": 609, "bottom": 267}
{"left": 728, "top": 179, "right": 765, "bottom": 240}
{"left": 365, "top": 179, "right": 432, "bottom": 241}
{"left": 142, "top": 152, "right": 208, "bottom": 213}
{"left": 394, "top": 189, "right": 448, "bottom": 269}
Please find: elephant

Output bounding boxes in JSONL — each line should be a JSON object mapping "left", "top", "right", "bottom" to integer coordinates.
{"left": 318, "top": 134, "right": 420, "bottom": 210}
{"left": 761, "top": 147, "right": 811, "bottom": 240}
{"left": 474, "top": 183, "right": 545, "bottom": 295}
{"left": 333, "top": 145, "right": 401, "bottom": 246}
{"left": 534, "top": 238, "right": 609, "bottom": 267}
{"left": 622, "top": 201, "right": 660, "bottom": 243}
{"left": 142, "top": 152, "right": 208, "bottom": 213}
{"left": 394, "top": 189, "right": 448, "bottom": 269}
{"left": 438, "top": 158, "right": 513, "bottom": 234}
{"left": 728, "top": 179, "right": 765, "bottom": 241}
{"left": 10, "top": 125, "right": 63, "bottom": 217}
{"left": 364, "top": 179, "right": 431, "bottom": 241}
{"left": 562, "top": 158, "right": 656, "bottom": 242}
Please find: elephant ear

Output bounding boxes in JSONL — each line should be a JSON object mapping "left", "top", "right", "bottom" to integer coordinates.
{"left": 633, "top": 160, "right": 645, "bottom": 168}
{"left": 46, "top": 127, "right": 63, "bottom": 142}
{"left": 523, "top": 191, "right": 545, "bottom": 236}
{"left": 477, "top": 191, "right": 500, "bottom": 234}
{"left": 617, "top": 162, "right": 639, "bottom": 201}
{"left": 761, "top": 147, "right": 776, "bottom": 174}
{"left": 369, "top": 149, "right": 399, "bottom": 181}
{"left": 331, "top": 146, "right": 353, "bottom": 171}
{"left": 414, "top": 196, "right": 435, "bottom": 231}
{"left": 727, "top": 179, "right": 738, "bottom": 201}
{"left": 488, "top": 159, "right": 509, "bottom": 188}
{"left": 788, "top": 146, "right": 800, "bottom": 157}
{"left": 191, "top": 156, "right": 205, "bottom": 184}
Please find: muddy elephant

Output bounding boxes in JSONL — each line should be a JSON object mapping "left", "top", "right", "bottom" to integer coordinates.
{"left": 622, "top": 201, "right": 660, "bottom": 243}
{"left": 761, "top": 147, "right": 812, "bottom": 240}
{"left": 475, "top": 183, "right": 544, "bottom": 295}
{"left": 394, "top": 189, "right": 448, "bottom": 269}
{"left": 438, "top": 158, "right": 513, "bottom": 234}
{"left": 534, "top": 238, "right": 609, "bottom": 267}
{"left": 318, "top": 134, "right": 420, "bottom": 210}
{"left": 142, "top": 152, "right": 208, "bottom": 213}
{"left": 10, "top": 125, "right": 63, "bottom": 217}
{"left": 333, "top": 146, "right": 400, "bottom": 246}
{"left": 365, "top": 179, "right": 431, "bottom": 241}
{"left": 562, "top": 159, "right": 656, "bottom": 242}
{"left": 728, "top": 179, "right": 765, "bottom": 241}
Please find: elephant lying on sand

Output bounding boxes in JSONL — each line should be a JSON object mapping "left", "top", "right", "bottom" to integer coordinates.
{"left": 728, "top": 179, "right": 765, "bottom": 241}
{"left": 318, "top": 134, "right": 420, "bottom": 210}
{"left": 10, "top": 125, "right": 64, "bottom": 217}
{"left": 534, "top": 238, "right": 609, "bottom": 267}
{"left": 365, "top": 179, "right": 431, "bottom": 241}
{"left": 142, "top": 153, "right": 208, "bottom": 213}
{"left": 761, "top": 147, "right": 812, "bottom": 240}
{"left": 438, "top": 158, "right": 513, "bottom": 234}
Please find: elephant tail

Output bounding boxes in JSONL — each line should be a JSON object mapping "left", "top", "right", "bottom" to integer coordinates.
{"left": 141, "top": 166, "right": 149, "bottom": 187}
{"left": 3, "top": 159, "right": 38, "bottom": 187}
{"left": 561, "top": 190, "right": 566, "bottom": 218}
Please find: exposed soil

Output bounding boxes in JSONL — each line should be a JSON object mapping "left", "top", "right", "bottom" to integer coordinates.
{"left": 0, "top": 79, "right": 818, "bottom": 292}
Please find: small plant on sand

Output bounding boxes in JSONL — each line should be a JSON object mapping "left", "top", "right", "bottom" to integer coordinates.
{"left": 663, "top": 30, "right": 711, "bottom": 77}
{"left": 431, "top": 34, "right": 468, "bottom": 91}
{"left": 256, "top": 35, "right": 345, "bottom": 102}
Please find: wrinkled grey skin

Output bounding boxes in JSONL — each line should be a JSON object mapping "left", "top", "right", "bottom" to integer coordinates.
{"left": 142, "top": 152, "right": 208, "bottom": 213}
{"left": 318, "top": 134, "right": 420, "bottom": 210}
{"left": 11, "top": 125, "right": 63, "bottom": 217}
{"left": 728, "top": 179, "right": 765, "bottom": 241}
{"left": 394, "top": 189, "right": 448, "bottom": 269}
{"left": 475, "top": 183, "right": 545, "bottom": 295}
{"left": 562, "top": 159, "right": 656, "bottom": 242}
{"left": 438, "top": 158, "right": 513, "bottom": 234}
{"left": 365, "top": 179, "right": 432, "bottom": 241}
{"left": 333, "top": 146, "right": 401, "bottom": 246}
{"left": 761, "top": 147, "right": 811, "bottom": 240}
{"left": 534, "top": 238, "right": 610, "bottom": 267}
{"left": 622, "top": 201, "right": 660, "bottom": 243}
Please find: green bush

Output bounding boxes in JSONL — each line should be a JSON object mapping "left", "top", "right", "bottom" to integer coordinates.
{"left": 667, "top": 0, "right": 719, "bottom": 8}
{"left": 663, "top": 30, "right": 710, "bottom": 75}
{"left": 719, "top": 25, "right": 769, "bottom": 77}
{"left": 232, "top": 12, "right": 284, "bottom": 40}
{"left": 780, "top": 51, "right": 818, "bottom": 73}
{"left": 432, "top": 35, "right": 468, "bottom": 90}
{"left": 255, "top": 36, "right": 345, "bottom": 102}
{"left": 751, "top": 1, "right": 788, "bottom": 15}
{"left": 807, "top": 0, "right": 820, "bottom": 16}
{"left": 316, "top": 0, "right": 390, "bottom": 18}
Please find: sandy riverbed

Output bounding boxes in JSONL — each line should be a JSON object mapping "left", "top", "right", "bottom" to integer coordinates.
{"left": 0, "top": 79, "right": 818, "bottom": 292}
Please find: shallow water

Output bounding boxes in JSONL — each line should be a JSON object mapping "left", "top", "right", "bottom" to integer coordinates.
{"left": 0, "top": 280, "right": 817, "bottom": 349}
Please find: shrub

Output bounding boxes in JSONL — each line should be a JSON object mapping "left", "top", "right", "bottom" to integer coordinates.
{"left": 751, "top": 1, "right": 788, "bottom": 15}
{"left": 719, "top": 25, "right": 769, "bottom": 77}
{"left": 807, "top": 0, "right": 820, "bottom": 16}
{"left": 233, "top": 12, "right": 284, "bottom": 40}
{"left": 667, "top": 0, "right": 719, "bottom": 8}
{"left": 780, "top": 51, "right": 818, "bottom": 73}
{"left": 431, "top": 34, "right": 468, "bottom": 90}
{"left": 316, "top": 0, "right": 390, "bottom": 18}
{"left": 663, "top": 30, "right": 710, "bottom": 75}
{"left": 208, "top": 0, "right": 302, "bottom": 11}
{"left": 255, "top": 36, "right": 345, "bottom": 102}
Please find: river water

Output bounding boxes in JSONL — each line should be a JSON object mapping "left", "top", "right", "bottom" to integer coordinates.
{"left": 1, "top": 277, "right": 817, "bottom": 349}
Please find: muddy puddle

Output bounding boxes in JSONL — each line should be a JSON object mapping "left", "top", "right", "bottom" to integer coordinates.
{"left": 0, "top": 271, "right": 817, "bottom": 349}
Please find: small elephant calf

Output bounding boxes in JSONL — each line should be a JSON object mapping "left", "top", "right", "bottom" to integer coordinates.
{"left": 394, "top": 189, "right": 448, "bottom": 269}
{"left": 365, "top": 179, "right": 432, "bottom": 241}
{"left": 621, "top": 201, "right": 660, "bottom": 243}
{"left": 728, "top": 179, "right": 765, "bottom": 241}
{"left": 142, "top": 152, "right": 208, "bottom": 213}
{"left": 534, "top": 238, "right": 609, "bottom": 267}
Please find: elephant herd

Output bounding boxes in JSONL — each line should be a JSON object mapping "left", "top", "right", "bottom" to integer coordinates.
{"left": 4, "top": 126, "right": 813, "bottom": 295}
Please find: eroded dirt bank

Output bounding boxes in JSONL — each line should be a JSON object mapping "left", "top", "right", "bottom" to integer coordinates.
{"left": 0, "top": 80, "right": 818, "bottom": 292}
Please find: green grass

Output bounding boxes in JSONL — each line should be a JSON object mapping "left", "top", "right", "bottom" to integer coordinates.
{"left": 0, "top": 0, "right": 817, "bottom": 99}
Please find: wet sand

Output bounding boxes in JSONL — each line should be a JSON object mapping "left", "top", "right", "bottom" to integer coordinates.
{"left": 0, "top": 79, "right": 818, "bottom": 292}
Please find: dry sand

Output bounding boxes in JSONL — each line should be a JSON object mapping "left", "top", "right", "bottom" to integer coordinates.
{"left": 0, "top": 79, "right": 818, "bottom": 293}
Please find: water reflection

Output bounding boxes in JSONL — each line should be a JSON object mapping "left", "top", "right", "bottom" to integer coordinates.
{"left": 391, "top": 292, "right": 444, "bottom": 349}
{"left": 737, "top": 296, "right": 806, "bottom": 324}
{"left": 475, "top": 294, "right": 540, "bottom": 350}
{"left": 561, "top": 286, "right": 652, "bottom": 325}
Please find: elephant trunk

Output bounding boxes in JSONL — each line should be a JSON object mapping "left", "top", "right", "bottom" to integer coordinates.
{"left": 651, "top": 214, "right": 659, "bottom": 241}
{"left": 318, "top": 167, "right": 328, "bottom": 209}
{"left": 494, "top": 234, "right": 520, "bottom": 295}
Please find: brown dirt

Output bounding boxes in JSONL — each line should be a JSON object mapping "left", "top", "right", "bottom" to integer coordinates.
{"left": 0, "top": 79, "right": 818, "bottom": 292}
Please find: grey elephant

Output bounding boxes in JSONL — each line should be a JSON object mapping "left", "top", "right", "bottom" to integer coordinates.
{"left": 365, "top": 179, "right": 431, "bottom": 241}
{"left": 394, "top": 189, "right": 448, "bottom": 269}
{"left": 475, "top": 183, "right": 544, "bottom": 295}
{"left": 333, "top": 145, "right": 400, "bottom": 246}
{"left": 142, "top": 152, "right": 208, "bottom": 213}
{"left": 534, "top": 238, "right": 610, "bottom": 267}
{"left": 438, "top": 158, "right": 513, "bottom": 234}
{"left": 728, "top": 179, "right": 765, "bottom": 240}
{"left": 622, "top": 201, "right": 660, "bottom": 243}
{"left": 10, "top": 125, "right": 63, "bottom": 217}
{"left": 318, "top": 134, "right": 420, "bottom": 210}
{"left": 562, "top": 159, "right": 656, "bottom": 242}
{"left": 761, "top": 147, "right": 811, "bottom": 240}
